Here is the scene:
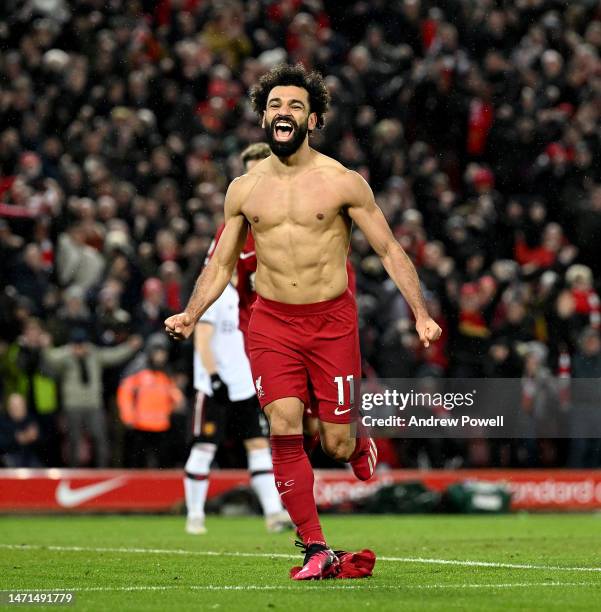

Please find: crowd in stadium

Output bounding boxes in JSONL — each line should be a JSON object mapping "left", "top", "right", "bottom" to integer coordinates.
{"left": 1, "top": 0, "right": 600, "bottom": 470}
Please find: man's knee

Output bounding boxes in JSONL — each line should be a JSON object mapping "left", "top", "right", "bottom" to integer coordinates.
{"left": 320, "top": 422, "right": 356, "bottom": 461}
{"left": 264, "top": 397, "right": 304, "bottom": 435}
{"left": 321, "top": 434, "right": 355, "bottom": 462}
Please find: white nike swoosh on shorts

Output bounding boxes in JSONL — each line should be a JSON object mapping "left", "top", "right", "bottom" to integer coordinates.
{"left": 334, "top": 407, "right": 352, "bottom": 415}
{"left": 239, "top": 251, "right": 256, "bottom": 260}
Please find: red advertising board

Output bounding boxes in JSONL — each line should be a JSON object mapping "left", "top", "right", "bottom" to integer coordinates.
{"left": 2, "top": 469, "right": 601, "bottom": 512}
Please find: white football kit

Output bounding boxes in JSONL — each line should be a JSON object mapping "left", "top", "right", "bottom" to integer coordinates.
{"left": 193, "top": 283, "right": 255, "bottom": 402}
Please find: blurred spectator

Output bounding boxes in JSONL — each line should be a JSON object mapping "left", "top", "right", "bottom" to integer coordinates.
{"left": 565, "top": 264, "right": 600, "bottom": 331}
{"left": 8, "top": 243, "right": 50, "bottom": 313}
{"left": 0, "top": 220, "right": 24, "bottom": 284}
{"left": 43, "top": 328, "right": 142, "bottom": 467}
{"left": 0, "top": 318, "right": 60, "bottom": 464}
{"left": 134, "top": 277, "right": 172, "bottom": 338}
{"left": 483, "top": 336, "right": 523, "bottom": 379}
{"left": 520, "top": 341, "right": 562, "bottom": 466}
{"left": 46, "top": 285, "right": 92, "bottom": 345}
{"left": 568, "top": 328, "right": 601, "bottom": 468}
{"left": 56, "top": 224, "right": 105, "bottom": 290}
{"left": 94, "top": 283, "right": 131, "bottom": 347}
{"left": 117, "top": 334, "right": 184, "bottom": 468}
{"left": 0, "top": 393, "right": 41, "bottom": 467}
{"left": 0, "top": 318, "right": 57, "bottom": 415}
{"left": 440, "top": 274, "right": 505, "bottom": 377}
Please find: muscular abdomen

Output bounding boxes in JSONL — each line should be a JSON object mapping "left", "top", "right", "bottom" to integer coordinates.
{"left": 253, "top": 219, "right": 350, "bottom": 304}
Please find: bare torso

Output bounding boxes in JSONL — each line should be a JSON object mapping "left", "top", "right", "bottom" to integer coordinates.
{"left": 166, "top": 144, "right": 440, "bottom": 348}
{"left": 239, "top": 151, "right": 353, "bottom": 304}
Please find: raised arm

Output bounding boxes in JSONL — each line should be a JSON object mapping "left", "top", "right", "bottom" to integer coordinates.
{"left": 42, "top": 346, "right": 71, "bottom": 372}
{"left": 165, "top": 177, "right": 250, "bottom": 340}
{"left": 345, "top": 171, "right": 441, "bottom": 347}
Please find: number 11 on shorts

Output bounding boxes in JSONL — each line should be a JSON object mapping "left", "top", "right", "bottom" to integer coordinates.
{"left": 334, "top": 374, "right": 355, "bottom": 407}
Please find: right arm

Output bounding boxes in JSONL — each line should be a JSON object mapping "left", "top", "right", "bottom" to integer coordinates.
{"left": 165, "top": 178, "right": 250, "bottom": 340}
{"left": 194, "top": 306, "right": 230, "bottom": 404}
{"left": 194, "top": 322, "right": 217, "bottom": 375}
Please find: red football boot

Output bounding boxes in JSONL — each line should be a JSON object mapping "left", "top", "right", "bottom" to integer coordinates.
{"left": 290, "top": 542, "right": 341, "bottom": 580}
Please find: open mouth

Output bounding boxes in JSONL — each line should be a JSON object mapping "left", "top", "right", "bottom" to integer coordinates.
{"left": 273, "top": 119, "right": 295, "bottom": 142}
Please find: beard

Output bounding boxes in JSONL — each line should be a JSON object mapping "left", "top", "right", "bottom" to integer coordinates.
{"left": 265, "top": 115, "right": 309, "bottom": 157}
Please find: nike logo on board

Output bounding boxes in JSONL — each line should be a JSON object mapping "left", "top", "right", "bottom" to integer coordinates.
{"left": 55, "top": 477, "right": 127, "bottom": 508}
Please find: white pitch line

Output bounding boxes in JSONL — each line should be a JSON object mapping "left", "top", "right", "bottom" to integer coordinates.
{"left": 377, "top": 555, "right": 601, "bottom": 573}
{"left": 6, "top": 583, "right": 600, "bottom": 593}
{"left": 2, "top": 543, "right": 601, "bottom": 574}
{"left": 0, "top": 544, "right": 295, "bottom": 560}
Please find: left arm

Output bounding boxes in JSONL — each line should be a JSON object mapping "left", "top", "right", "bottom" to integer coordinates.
{"left": 345, "top": 171, "right": 441, "bottom": 347}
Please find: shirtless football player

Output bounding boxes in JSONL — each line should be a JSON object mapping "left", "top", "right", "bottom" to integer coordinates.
{"left": 166, "top": 63, "right": 441, "bottom": 580}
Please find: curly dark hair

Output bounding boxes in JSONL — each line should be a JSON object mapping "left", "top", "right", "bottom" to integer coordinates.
{"left": 249, "top": 63, "right": 330, "bottom": 130}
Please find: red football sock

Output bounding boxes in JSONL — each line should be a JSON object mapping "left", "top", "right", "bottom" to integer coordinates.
{"left": 270, "top": 434, "right": 325, "bottom": 546}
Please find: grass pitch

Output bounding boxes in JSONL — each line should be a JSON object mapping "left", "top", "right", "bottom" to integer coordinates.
{"left": 1, "top": 514, "right": 601, "bottom": 611}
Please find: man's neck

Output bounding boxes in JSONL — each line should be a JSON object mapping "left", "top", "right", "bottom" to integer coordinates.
{"left": 270, "top": 142, "right": 314, "bottom": 175}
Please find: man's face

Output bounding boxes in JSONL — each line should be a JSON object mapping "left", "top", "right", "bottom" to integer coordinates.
{"left": 22, "top": 322, "right": 42, "bottom": 346}
{"left": 71, "top": 342, "right": 88, "bottom": 357}
{"left": 7, "top": 394, "right": 27, "bottom": 422}
{"left": 263, "top": 86, "right": 315, "bottom": 157}
{"left": 490, "top": 343, "right": 509, "bottom": 363}
{"left": 583, "top": 334, "right": 601, "bottom": 356}
{"left": 150, "top": 348, "right": 168, "bottom": 368}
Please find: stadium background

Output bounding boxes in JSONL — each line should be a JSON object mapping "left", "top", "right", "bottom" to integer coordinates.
{"left": 1, "top": 0, "right": 600, "bottom": 476}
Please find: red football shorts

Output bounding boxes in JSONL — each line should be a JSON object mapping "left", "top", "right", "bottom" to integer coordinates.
{"left": 247, "top": 289, "right": 361, "bottom": 424}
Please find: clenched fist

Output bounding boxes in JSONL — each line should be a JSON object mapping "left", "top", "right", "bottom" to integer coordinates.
{"left": 165, "top": 312, "right": 195, "bottom": 340}
{"left": 415, "top": 316, "right": 442, "bottom": 348}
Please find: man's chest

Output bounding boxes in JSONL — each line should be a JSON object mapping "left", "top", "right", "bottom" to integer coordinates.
{"left": 242, "top": 175, "right": 345, "bottom": 229}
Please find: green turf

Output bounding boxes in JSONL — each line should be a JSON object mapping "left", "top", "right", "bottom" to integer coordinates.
{"left": 1, "top": 514, "right": 601, "bottom": 611}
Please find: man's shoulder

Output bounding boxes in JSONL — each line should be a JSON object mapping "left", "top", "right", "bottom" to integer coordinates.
{"left": 235, "top": 157, "right": 272, "bottom": 185}
{"left": 228, "top": 172, "right": 259, "bottom": 192}
{"left": 247, "top": 156, "right": 271, "bottom": 174}
{"left": 313, "top": 155, "right": 369, "bottom": 203}
{"left": 313, "top": 152, "right": 365, "bottom": 184}
{"left": 313, "top": 151, "right": 347, "bottom": 174}
{"left": 226, "top": 172, "right": 263, "bottom": 209}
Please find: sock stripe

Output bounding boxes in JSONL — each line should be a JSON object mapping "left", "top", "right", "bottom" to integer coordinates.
{"left": 369, "top": 441, "right": 377, "bottom": 464}
{"left": 193, "top": 392, "right": 205, "bottom": 437}
{"left": 185, "top": 471, "right": 209, "bottom": 481}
